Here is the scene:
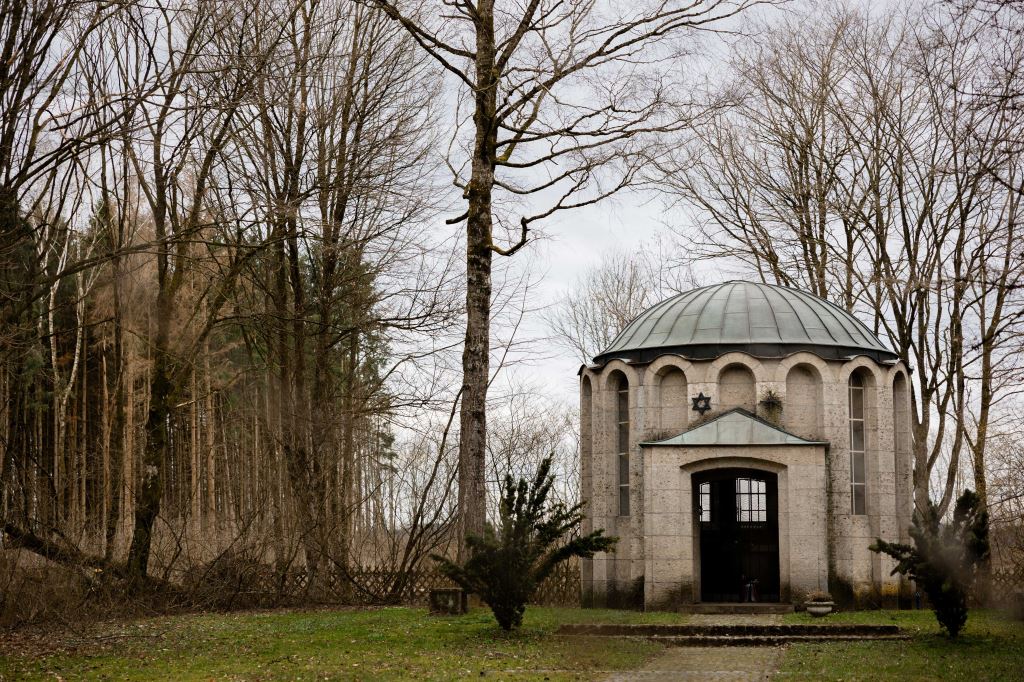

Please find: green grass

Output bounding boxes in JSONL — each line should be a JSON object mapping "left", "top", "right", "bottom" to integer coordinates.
{"left": 4, "top": 605, "right": 1019, "bottom": 681}
{"left": 779, "top": 609, "right": 1024, "bottom": 681}
{"left": 0, "top": 606, "right": 683, "bottom": 681}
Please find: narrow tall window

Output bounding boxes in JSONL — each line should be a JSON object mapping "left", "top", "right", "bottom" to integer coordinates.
{"left": 581, "top": 377, "right": 593, "bottom": 463}
{"left": 698, "top": 482, "right": 711, "bottom": 523}
{"left": 616, "top": 375, "right": 630, "bottom": 516}
{"left": 849, "top": 373, "right": 867, "bottom": 515}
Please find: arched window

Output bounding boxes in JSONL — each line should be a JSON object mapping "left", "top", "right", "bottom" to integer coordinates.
{"left": 581, "top": 376, "right": 593, "bottom": 465}
{"left": 849, "top": 372, "right": 867, "bottom": 515}
{"left": 613, "top": 373, "right": 630, "bottom": 516}
{"left": 893, "top": 372, "right": 911, "bottom": 515}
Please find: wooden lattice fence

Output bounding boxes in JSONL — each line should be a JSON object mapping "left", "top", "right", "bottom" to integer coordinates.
{"left": 530, "top": 560, "right": 581, "bottom": 606}
{"left": 990, "top": 569, "right": 1024, "bottom": 595}
{"left": 202, "top": 558, "right": 581, "bottom": 609}
{"left": 345, "top": 559, "right": 582, "bottom": 607}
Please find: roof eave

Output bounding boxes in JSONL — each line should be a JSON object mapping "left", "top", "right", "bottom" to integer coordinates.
{"left": 593, "top": 343, "right": 898, "bottom": 368}
{"left": 641, "top": 440, "right": 829, "bottom": 447}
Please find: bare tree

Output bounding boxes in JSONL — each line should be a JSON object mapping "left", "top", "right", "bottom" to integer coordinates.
{"left": 0, "top": 0, "right": 471, "bottom": 621}
{"left": 485, "top": 382, "right": 579, "bottom": 514}
{"left": 364, "top": 0, "right": 770, "bottom": 556}
{"left": 109, "top": 0, "right": 288, "bottom": 581}
{"left": 0, "top": 0, "right": 127, "bottom": 559}
{"left": 986, "top": 421, "right": 1024, "bottom": 574}
{"left": 546, "top": 239, "right": 695, "bottom": 363}
{"left": 657, "top": 5, "right": 1024, "bottom": 517}
{"left": 224, "top": 0, "right": 453, "bottom": 583}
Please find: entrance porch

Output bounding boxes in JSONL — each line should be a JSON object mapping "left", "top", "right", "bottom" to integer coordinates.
{"left": 640, "top": 409, "right": 829, "bottom": 610}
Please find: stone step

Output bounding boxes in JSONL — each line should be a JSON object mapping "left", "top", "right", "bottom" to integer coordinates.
{"left": 558, "top": 623, "right": 903, "bottom": 638}
{"left": 561, "top": 622, "right": 905, "bottom": 647}
{"left": 681, "top": 603, "right": 795, "bottom": 615}
{"left": 558, "top": 624, "right": 909, "bottom": 648}
{"left": 647, "top": 634, "right": 909, "bottom": 647}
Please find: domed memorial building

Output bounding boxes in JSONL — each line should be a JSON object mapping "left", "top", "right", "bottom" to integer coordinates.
{"left": 579, "top": 281, "right": 914, "bottom": 610}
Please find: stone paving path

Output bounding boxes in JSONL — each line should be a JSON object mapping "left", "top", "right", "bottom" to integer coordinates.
{"left": 603, "top": 646, "right": 783, "bottom": 681}
{"left": 602, "top": 614, "right": 784, "bottom": 681}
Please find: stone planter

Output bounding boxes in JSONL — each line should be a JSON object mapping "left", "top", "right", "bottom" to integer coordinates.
{"left": 429, "top": 587, "right": 468, "bottom": 615}
{"left": 805, "top": 601, "right": 834, "bottom": 617}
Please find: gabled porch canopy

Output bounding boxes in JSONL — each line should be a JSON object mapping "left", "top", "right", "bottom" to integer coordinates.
{"left": 640, "top": 408, "right": 829, "bottom": 447}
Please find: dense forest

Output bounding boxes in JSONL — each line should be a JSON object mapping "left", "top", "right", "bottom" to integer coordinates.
{"left": 0, "top": 0, "right": 491, "bottom": 620}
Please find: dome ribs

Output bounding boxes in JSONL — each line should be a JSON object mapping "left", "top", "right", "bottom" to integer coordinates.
{"left": 592, "top": 281, "right": 896, "bottom": 366}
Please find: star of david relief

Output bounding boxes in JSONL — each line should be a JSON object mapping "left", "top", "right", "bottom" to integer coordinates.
{"left": 692, "top": 392, "right": 712, "bottom": 415}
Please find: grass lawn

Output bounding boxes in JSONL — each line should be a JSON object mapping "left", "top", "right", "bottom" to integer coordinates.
{"left": 0, "top": 606, "right": 685, "bottom": 681}
{"left": 778, "top": 608, "right": 1024, "bottom": 681}
{"left": 3, "top": 605, "right": 1020, "bottom": 680}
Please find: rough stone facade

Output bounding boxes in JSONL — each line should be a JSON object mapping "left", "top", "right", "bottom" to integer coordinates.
{"left": 580, "top": 314, "right": 915, "bottom": 611}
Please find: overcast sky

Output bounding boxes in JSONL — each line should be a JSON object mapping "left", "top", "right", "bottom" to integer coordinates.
{"left": 482, "top": 0, "right": 814, "bottom": 408}
{"left": 482, "top": 0, "right": 902, "bottom": 411}
{"left": 501, "top": 196, "right": 671, "bottom": 407}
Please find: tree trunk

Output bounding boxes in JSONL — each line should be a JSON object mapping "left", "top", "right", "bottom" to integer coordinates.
{"left": 204, "top": 348, "right": 216, "bottom": 531}
{"left": 126, "top": 343, "right": 171, "bottom": 581}
{"left": 104, "top": 259, "right": 124, "bottom": 560}
{"left": 458, "top": 0, "right": 497, "bottom": 559}
{"left": 339, "top": 333, "right": 359, "bottom": 570}
{"left": 126, "top": 212, "right": 174, "bottom": 580}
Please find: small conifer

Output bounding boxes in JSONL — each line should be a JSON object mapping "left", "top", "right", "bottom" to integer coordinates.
{"left": 435, "top": 457, "right": 617, "bottom": 630}
{"left": 871, "top": 490, "right": 989, "bottom": 638}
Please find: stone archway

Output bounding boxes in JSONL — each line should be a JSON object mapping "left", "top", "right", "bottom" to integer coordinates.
{"left": 694, "top": 467, "right": 781, "bottom": 603}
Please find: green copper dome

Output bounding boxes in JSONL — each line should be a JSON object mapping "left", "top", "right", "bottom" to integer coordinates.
{"left": 593, "top": 281, "right": 897, "bottom": 365}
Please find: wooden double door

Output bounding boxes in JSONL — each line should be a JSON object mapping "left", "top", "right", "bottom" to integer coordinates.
{"left": 695, "top": 468, "right": 780, "bottom": 603}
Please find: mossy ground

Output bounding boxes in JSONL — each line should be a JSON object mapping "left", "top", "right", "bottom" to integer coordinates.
{"left": 0, "top": 606, "right": 682, "bottom": 681}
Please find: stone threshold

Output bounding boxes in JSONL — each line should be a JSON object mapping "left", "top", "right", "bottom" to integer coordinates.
{"left": 681, "top": 603, "right": 795, "bottom": 614}
{"left": 557, "top": 623, "right": 907, "bottom": 646}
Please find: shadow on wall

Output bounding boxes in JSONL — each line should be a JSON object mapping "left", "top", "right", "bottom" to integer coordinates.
{"left": 828, "top": 573, "right": 910, "bottom": 610}
{"left": 646, "top": 582, "right": 693, "bottom": 612}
